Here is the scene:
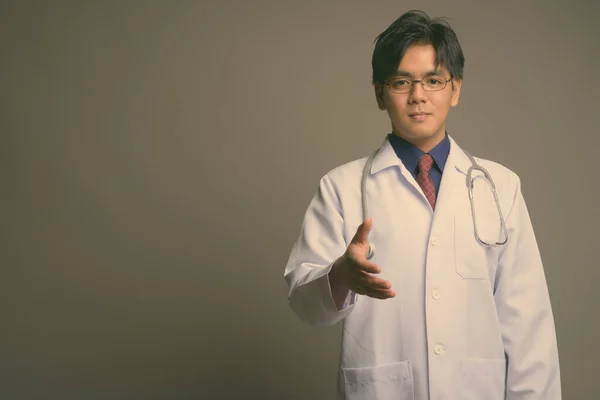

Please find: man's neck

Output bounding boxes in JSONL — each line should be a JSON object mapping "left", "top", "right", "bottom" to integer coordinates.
{"left": 391, "top": 130, "right": 445, "bottom": 153}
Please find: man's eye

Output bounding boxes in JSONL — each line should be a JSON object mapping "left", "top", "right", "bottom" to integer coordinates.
{"left": 393, "top": 79, "right": 411, "bottom": 86}
{"left": 425, "top": 76, "right": 444, "bottom": 85}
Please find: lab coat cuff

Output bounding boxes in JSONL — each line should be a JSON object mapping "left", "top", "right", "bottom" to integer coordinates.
{"left": 323, "top": 261, "right": 358, "bottom": 312}
{"left": 289, "top": 261, "right": 357, "bottom": 326}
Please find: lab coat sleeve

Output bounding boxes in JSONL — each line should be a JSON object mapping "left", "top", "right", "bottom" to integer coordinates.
{"left": 495, "top": 177, "right": 561, "bottom": 399}
{"left": 283, "top": 174, "right": 357, "bottom": 327}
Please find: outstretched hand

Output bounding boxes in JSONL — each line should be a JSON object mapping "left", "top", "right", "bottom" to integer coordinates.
{"left": 331, "top": 218, "right": 395, "bottom": 300}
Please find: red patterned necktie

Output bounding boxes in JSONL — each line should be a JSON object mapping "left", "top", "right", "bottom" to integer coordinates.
{"left": 416, "top": 153, "right": 436, "bottom": 210}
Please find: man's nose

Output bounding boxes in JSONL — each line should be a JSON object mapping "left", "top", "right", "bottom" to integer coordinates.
{"left": 408, "top": 81, "right": 427, "bottom": 102}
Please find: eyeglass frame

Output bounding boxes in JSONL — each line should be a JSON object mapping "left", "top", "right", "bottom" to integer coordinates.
{"left": 384, "top": 75, "right": 453, "bottom": 94}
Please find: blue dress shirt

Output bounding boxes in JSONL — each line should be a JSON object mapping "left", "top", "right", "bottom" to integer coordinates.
{"left": 387, "top": 132, "right": 450, "bottom": 197}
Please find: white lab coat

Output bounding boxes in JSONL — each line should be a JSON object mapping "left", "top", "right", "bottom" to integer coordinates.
{"left": 284, "top": 135, "right": 561, "bottom": 400}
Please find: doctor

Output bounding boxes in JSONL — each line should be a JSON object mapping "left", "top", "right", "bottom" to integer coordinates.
{"left": 283, "top": 10, "right": 561, "bottom": 400}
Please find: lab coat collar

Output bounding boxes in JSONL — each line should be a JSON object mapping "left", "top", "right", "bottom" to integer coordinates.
{"left": 369, "top": 134, "right": 472, "bottom": 176}
{"left": 447, "top": 135, "right": 473, "bottom": 176}
{"left": 370, "top": 136, "right": 401, "bottom": 175}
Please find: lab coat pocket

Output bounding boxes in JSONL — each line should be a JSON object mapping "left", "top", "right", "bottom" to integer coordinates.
{"left": 342, "top": 360, "right": 414, "bottom": 400}
{"left": 454, "top": 215, "right": 500, "bottom": 280}
{"left": 460, "top": 358, "right": 506, "bottom": 400}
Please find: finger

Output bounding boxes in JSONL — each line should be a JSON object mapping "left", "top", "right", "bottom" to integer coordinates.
{"left": 360, "top": 287, "right": 396, "bottom": 300}
{"left": 355, "top": 260, "right": 381, "bottom": 274}
{"left": 349, "top": 279, "right": 395, "bottom": 299}
{"left": 348, "top": 277, "right": 375, "bottom": 296}
{"left": 351, "top": 218, "right": 372, "bottom": 245}
{"left": 359, "top": 273, "right": 392, "bottom": 290}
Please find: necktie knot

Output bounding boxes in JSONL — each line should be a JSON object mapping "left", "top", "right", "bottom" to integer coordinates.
{"left": 418, "top": 153, "right": 434, "bottom": 173}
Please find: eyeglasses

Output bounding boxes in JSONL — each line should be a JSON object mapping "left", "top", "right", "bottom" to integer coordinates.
{"left": 385, "top": 75, "right": 452, "bottom": 94}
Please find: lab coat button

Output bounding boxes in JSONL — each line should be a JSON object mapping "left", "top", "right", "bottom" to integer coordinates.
{"left": 430, "top": 237, "right": 438, "bottom": 246}
{"left": 432, "top": 290, "right": 441, "bottom": 300}
{"left": 434, "top": 344, "right": 447, "bottom": 355}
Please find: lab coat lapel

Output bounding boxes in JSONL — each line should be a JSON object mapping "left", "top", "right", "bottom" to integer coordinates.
{"left": 434, "top": 136, "right": 472, "bottom": 217}
{"left": 370, "top": 137, "right": 401, "bottom": 175}
{"left": 370, "top": 136, "right": 433, "bottom": 199}
{"left": 369, "top": 135, "right": 473, "bottom": 215}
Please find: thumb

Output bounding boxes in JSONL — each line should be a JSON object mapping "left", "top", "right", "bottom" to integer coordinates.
{"left": 351, "top": 218, "right": 372, "bottom": 245}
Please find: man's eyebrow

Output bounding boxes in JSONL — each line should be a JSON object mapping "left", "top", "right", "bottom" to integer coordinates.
{"left": 393, "top": 69, "right": 445, "bottom": 77}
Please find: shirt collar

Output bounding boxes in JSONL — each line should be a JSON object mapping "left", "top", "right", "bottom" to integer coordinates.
{"left": 387, "top": 132, "right": 450, "bottom": 173}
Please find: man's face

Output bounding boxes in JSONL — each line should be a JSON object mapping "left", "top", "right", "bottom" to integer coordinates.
{"left": 375, "top": 44, "right": 462, "bottom": 152}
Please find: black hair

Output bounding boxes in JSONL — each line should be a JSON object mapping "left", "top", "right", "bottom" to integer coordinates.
{"left": 371, "top": 10, "right": 465, "bottom": 85}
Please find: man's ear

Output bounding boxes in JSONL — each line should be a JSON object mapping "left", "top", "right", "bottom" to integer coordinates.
{"left": 450, "top": 78, "right": 462, "bottom": 107}
{"left": 374, "top": 83, "right": 386, "bottom": 110}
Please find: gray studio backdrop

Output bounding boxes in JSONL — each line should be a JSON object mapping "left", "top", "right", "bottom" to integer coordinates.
{"left": 2, "top": 1, "right": 598, "bottom": 399}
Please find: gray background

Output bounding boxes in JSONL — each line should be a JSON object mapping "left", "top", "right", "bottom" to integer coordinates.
{"left": 2, "top": 1, "right": 598, "bottom": 399}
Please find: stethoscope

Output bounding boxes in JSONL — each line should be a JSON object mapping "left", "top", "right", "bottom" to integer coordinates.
{"left": 361, "top": 146, "right": 509, "bottom": 260}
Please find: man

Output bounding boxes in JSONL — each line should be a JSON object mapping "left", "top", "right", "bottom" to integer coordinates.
{"left": 283, "top": 10, "right": 561, "bottom": 400}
